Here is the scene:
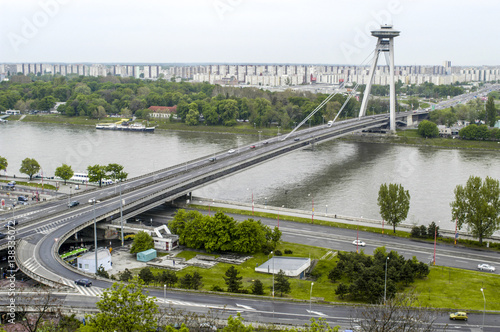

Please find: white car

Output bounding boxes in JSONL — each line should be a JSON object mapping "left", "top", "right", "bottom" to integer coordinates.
{"left": 228, "top": 149, "right": 235, "bottom": 154}
{"left": 478, "top": 264, "right": 496, "bottom": 272}
{"left": 352, "top": 240, "right": 366, "bottom": 247}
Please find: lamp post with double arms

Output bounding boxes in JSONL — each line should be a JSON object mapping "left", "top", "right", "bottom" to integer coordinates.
{"left": 384, "top": 256, "right": 390, "bottom": 304}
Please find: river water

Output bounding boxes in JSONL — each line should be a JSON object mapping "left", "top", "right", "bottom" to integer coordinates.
{"left": 1, "top": 121, "right": 499, "bottom": 231}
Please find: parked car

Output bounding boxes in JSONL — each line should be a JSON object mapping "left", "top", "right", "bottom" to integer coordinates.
{"left": 68, "top": 201, "right": 80, "bottom": 208}
{"left": 478, "top": 263, "right": 496, "bottom": 272}
{"left": 263, "top": 141, "right": 269, "bottom": 145}
{"left": 449, "top": 312, "right": 468, "bottom": 321}
{"left": 18, "top": 196, "right": 28, "bottom": 202}
{"left": 352, "top": 240, "right": 366, "bottom": 247}
{"left": 75, "top": 279, "right": 92, "bottom": 287}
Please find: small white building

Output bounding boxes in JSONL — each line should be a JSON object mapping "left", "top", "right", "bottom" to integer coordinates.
{"left": 77, "top": 248, "right": 112, "bottom": 274}
{"left": 255, "top": 257, "right": 311, "bottom": 278}
{"left": 151, "top": 225, "right": 179, "bottom": 251}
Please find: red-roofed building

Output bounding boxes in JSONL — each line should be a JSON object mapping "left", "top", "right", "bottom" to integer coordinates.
{"left": 149, "top": 105, "right": 177, "bottom": 118}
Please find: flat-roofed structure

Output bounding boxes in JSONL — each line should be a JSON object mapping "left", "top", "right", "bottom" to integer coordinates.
{"left": 255, "top": 257, "right": 311, "bottom": 278}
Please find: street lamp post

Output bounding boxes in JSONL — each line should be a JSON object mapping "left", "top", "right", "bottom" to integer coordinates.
{"left": 325, "top": 205, "right": 328, "bottom": 216}
{"left": 309, "top": 282, "right": 314, "bottom": 311}
{"left": 164, "top": 284, "right": 167, "bottom": 302}
{"left": 90, "top": 198, "right": 98, "bottom": 274}
{"left": 384, "top": 256, "right": 390, "bottom": 305}
{"left": 277, "top": 126, "right": 281, "bottom": 138}
{"left": 308, "top": 194, "right": 314, "bottom": 223}
{"left": 481, "top": 288, "right": 486, "bottom": 330}
{"left": 120, "top": 181, "right": 124, "bottom": 247}
{"left": 270, "top": 251, "right": 275, "bottom": 298}
{"left": 68, "top": 185, "right": 72, "bottom": 207}
{"left": 433, "top": 221, "right": 440, "bottom": 265}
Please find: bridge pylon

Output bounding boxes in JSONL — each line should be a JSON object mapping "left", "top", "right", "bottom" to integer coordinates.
{"left": 358, "top": 25, "right": 400, "bottom": 132}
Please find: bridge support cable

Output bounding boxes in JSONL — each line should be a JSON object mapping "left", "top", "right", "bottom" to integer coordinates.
{"left": 281, "top": 50, "right": 376, "bottom": 141}
{"left": 281, "top": 82, "right": 345, "bottom": 141}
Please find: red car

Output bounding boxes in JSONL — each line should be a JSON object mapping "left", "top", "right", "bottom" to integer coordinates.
{"left": 250, "top": 145, "right": 256, "bottom": 149}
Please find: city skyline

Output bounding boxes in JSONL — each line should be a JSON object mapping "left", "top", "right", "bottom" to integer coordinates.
{"left": 1, "top": 0, "right": 499, "bottom": 66}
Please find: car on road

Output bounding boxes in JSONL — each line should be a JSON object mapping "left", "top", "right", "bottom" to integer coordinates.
{"left": 250, "top": 145, "right": 256, "bottom": 149}
{"left": 228, "top": 149, "right": 235, "bottom": 154}
{"left": 449, "top": 312, "right": 468, "bottom": 321}
{"left": 478, "top": 263, "right": 496, "bottom": 272}
{"left": 208, "top": 157, "right": 216, "bottom": 162}
{"left": 352, "top": 240, "right": 366, "bottom": 247}
{"left": 263, "top": 141, "right": 269, "bottom": 145}
{"left": 294, "top": 138, "right": 300, "bottom": 141}
{"left": 75, "top": 279, "right": 92, "bottom": 287}
{"left": 68, "top": 201, "right": 80, "bottom": 208}
{"left": 18, "top": 196, "right": 28, "bottom": 202}
{"left": 4, "top": 220, "right": 18, "bottom": 228}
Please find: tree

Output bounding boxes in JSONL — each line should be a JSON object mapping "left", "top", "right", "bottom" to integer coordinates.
{"left": 377, "top": 183, "right": 411, "bottom": 233}
{"left": 355, "top": 292, "right": 438, "bottom": 332}
{"left": 191, "top": 271, "right": 203, "bottom": 290}
{"left": 274, "top": 270, "right": 291, "bottom": 297}
{"left": 81, "top": 279, "right": 159, "bottom": 332}
{"left": 417, "top": 120, "right": 439, "bottom": 138}
{"left": 54, "top": 163, "right": 74, "bottom": 185}
{"left": 119, "top": 268, "right": 132, "bottom": 282}
{"left": 87, "top": 164, "right": 107, "bottom": 187}
{"left": 139, "top": 267, "right": 155, "bottom": 284}
{"left": 451, "top": 176, "right": 500, "bottom": 245}
{"left": 96, "top": 265, "right": 109, "bottom": 278}
{"left": 223, "top": 313, "right": 254, "bottom": 332}
{"left": 335, "top": 283, "right": 349, "bottom": 299}
{"left": 251, "top": 279, "right": 264, "bottom": 295}
{"left": 0, "top": 156, "right": 7, "bottom": 173}
{"left": 223, "top": 266, "right": 243, "bottom": 293}
{"left": 19, "top": 157, "right": 41, "bottom": 180}
{"left": 185, "top": 108, "right": 200, "bottom": 126}
{"left": 178, "top": 272, "right": 203, "bottom": 290}
{"left": 486, "top": 95, "right": 497, "bottom": 127}
{"left": 106, "top": 163, "right": 128, "bottom": 182}
{"left": 130, "top": 231, "right": 154, "bottom": 254}
{"left": 15, "top": 287, "right": 62, "bottom": 332}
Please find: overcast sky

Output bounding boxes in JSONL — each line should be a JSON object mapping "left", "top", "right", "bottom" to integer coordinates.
{"left": 1, "top": 0, "right": 499, "bottom": 66}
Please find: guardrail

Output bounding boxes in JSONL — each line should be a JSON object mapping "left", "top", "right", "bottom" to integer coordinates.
{"left": 15, "top": 239, "right": 72, "bottom": 289}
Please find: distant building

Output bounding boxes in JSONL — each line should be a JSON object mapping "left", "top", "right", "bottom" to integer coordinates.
{"left": 148, "top": 105, "right": 177, "bottom": 118}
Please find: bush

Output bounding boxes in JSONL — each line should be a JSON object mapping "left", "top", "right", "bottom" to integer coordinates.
{"left": 410, "top": 226, "right": 421, "bottom": 238}
{"left": 274, "top": 250, "right": 283, "bottom": 256}
{"left": 284, "top": 249, "right": 293, "bottom": 254}
{"left": 211, "top": 285, "right": 224, "bottom": 292}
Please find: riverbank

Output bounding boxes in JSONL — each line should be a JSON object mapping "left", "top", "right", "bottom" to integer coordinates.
{"left": 340, "top": 129, "right": 500, "bottom": 151}
{"left": 15, "top": 114, "right": 500, "bottom": 149}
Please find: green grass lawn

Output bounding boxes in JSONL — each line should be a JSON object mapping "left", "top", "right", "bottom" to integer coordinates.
{"left": 0, "top": 179, "right": 57, "bottom": 190}
{"left": 412, "top": 266, "right": 500, "bottom": 311}
{"left": 125, "top": 241, "right": 500, "bottom": 311}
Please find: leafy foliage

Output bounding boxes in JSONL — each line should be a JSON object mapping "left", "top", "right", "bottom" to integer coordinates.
{"left": 377, "top": 183, "right": 411, "bottom": 233}
{"left": 274, "top": 270, "right": 291, "bottom": 297}
{"left": 251, "top": 279, "right": 264, "bottom": 295}
{"left": 223, "top": 266, "right": 243, "bottom": 293}
{"left": 82, "top": 279, "right": 159, "bottom": 332}
{"left": 451, "top": 175, "right": 500, "bottom": 244}
{"left": 139, "top": 267, "right": 155, "bottom": 284}
{"left": 417, "top": 120, "right": 439, "bottom": 138}
{"left": 119, "top": 268, "right": 132, "bottom": 282}
{"left": 130, "top": 231, "right": 154, "bottom": 254}
{"left": 0, "top": 156, "right": 7, "bottom": 171}
{"left": 86, "top": 164, "right": 107, "bottom": 187}
{"left": 19, "top": 157, "right": 41, "bottom": 180}
{"left": 328, "top": 248, "right": 429, "bottom": 303}
{"left": 54, "top": 163, "right": 74, "bottom": 185}
{"left": 170, "top": 210, "right": 278, "bottom": 254}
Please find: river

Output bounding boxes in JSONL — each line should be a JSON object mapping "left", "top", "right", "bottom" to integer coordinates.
{"left": 1, "top": 121, "right": 499, "bottom": 231}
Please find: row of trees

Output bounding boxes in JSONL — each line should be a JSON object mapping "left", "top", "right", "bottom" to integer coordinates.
{"left": 378, "top": 176, "right": 500, "bottom": 245}
{"left": 87, "top": 163, "right": 128, "bottom": 187}
{"left": 429, "top": 95, "right": 498, "bottom": 128}
{"left": 329, "top": 248, "right": 429, "bottom": 303}
{"left": 458, "top": 124, "right": 500, "bottom": 140}
{"left": 169, "top": 210, "right": 281, "bottom": 254}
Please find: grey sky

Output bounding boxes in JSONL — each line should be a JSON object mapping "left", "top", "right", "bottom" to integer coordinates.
{"left": 1, "top": 0, "right": 498, "bottom": 66}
